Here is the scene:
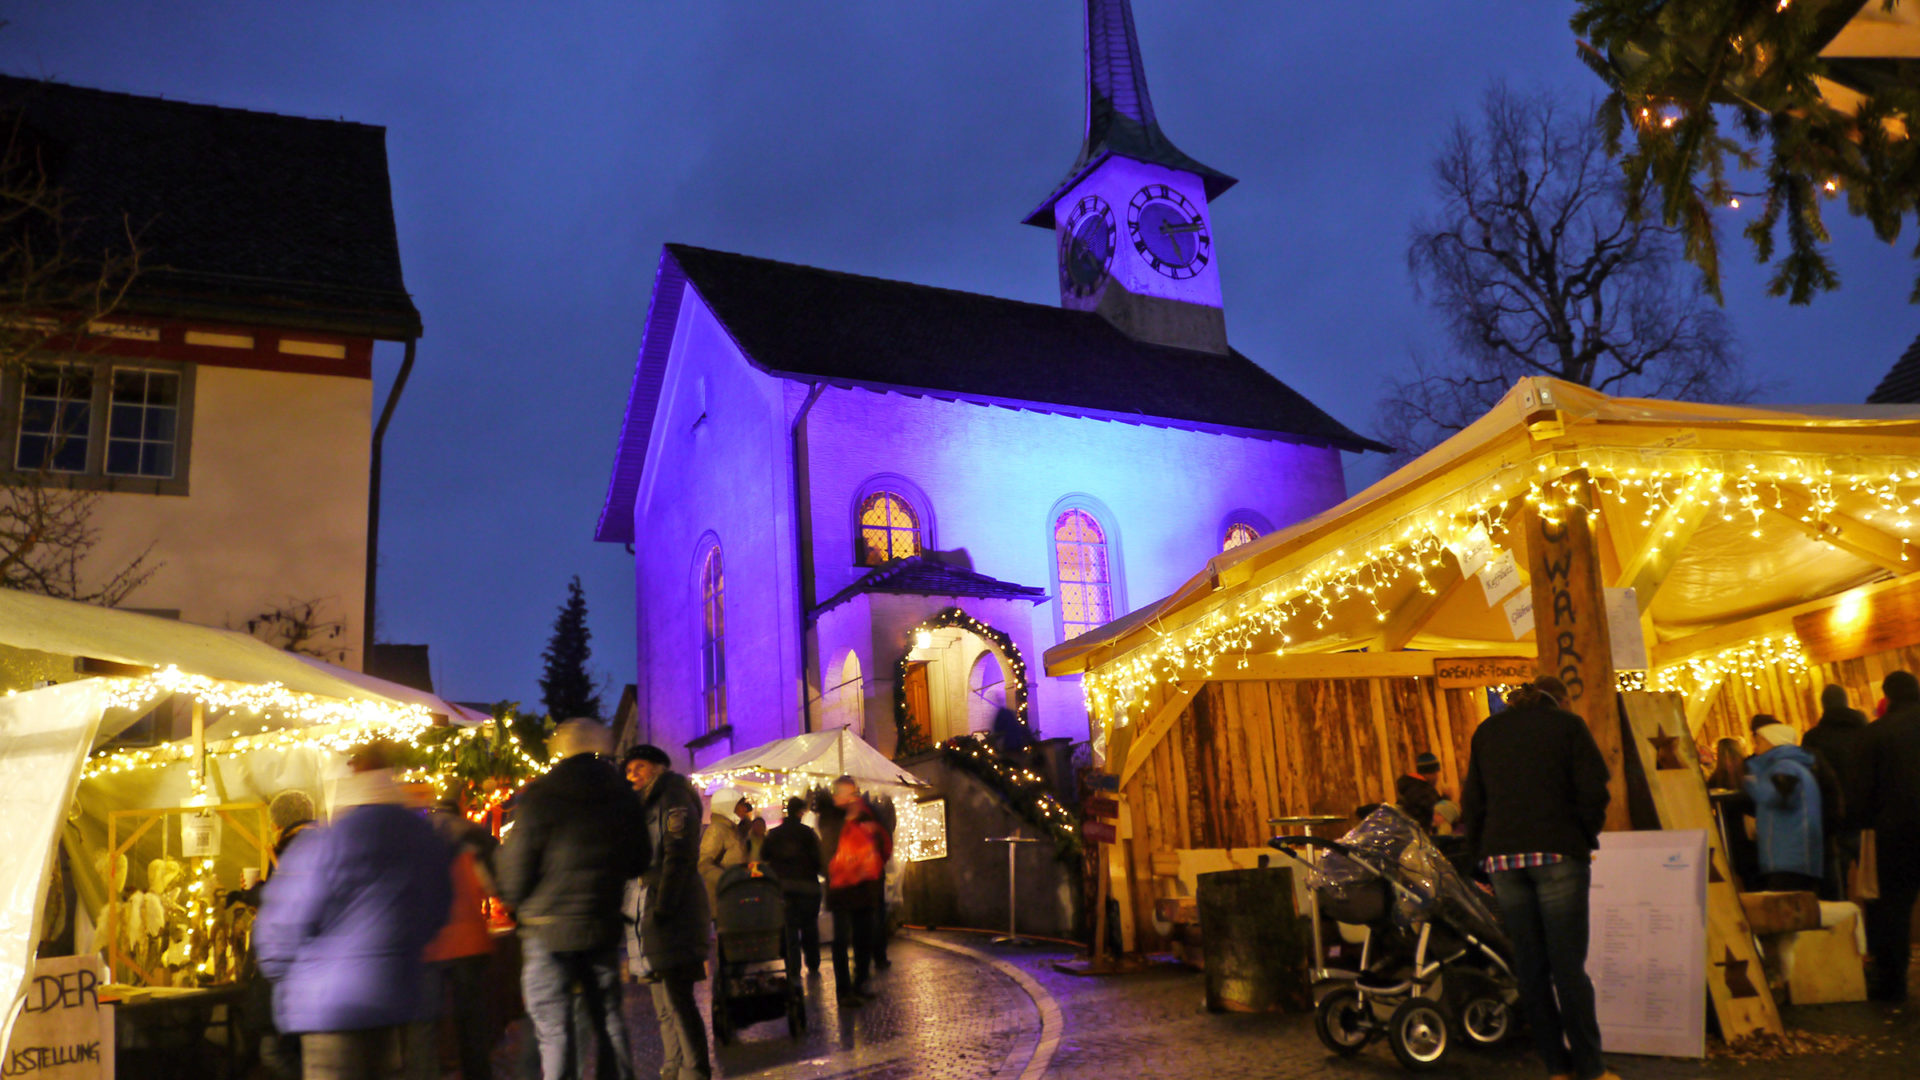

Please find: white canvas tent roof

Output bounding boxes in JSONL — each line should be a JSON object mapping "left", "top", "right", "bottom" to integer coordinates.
{"left": 691, "top": 728, "right": 927, "bottom": 794}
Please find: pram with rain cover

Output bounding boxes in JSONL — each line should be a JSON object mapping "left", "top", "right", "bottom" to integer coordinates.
{"left": 709, "top": 863, "right": 805, "bottom": 1043}
{"left": 1271, "top": 805, "right": 1517, "bottom": 1071}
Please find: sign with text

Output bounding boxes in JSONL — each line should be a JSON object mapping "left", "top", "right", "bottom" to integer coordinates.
{"left": 1082, "top": 820, "right": 1118, "bottom": 845}
{"left": 1605, "top": 587, "right": 1649, "bottom": 672}
{"left": 1451, "top": 522, "right": 1494, "bottom": 580}
{"left": 1433, "top": 656, "right": 1536, "bottom": 689}
{"left": 1502, "top": 591, "right": 1534, "bottom": 640}
{"left": 1587, "top": 830, "right": 1709, "bottom": 1058}
{"left": 1086, "top": 797, "right": 1120, "bottom": 821}
{"left": 1477, "top": 550, "right": 1524, "bottom": 607}
{"left": 3, "top": 956, "right": 112, "bottom": 1080}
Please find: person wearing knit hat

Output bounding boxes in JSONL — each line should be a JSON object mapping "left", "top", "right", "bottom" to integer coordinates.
{"left": 1742, "top": 714, "right": 1825, "bottom": 894}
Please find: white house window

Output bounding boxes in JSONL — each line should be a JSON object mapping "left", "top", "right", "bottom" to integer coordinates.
{"left": 1223, "top": 521, "right": 1261, "bottom": 551}
{"left": 700, "top": 544, "right": 727, "bottom": 732}
{"left": 106, "top": 368, "right": 181, "bottom": 479}
{"left": 16, "top": 363, "right": 94, "bottom": 473}
{"left": 1054, "top": 509, "right": 1114, "bottom": 640}
{"left": 7, "top": 359, "right": 192, "bottom": 494}
{"left": 858, "top": 491, "right": 921, "bottom": 565}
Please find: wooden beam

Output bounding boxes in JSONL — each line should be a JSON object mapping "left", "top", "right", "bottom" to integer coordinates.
{"left": 1650, "top": 569, "right": 1920, "bottom": 666}
{"left": 1206, "top": 649, "right": 1531, "bottom": 683}
{"left": 1118, "top": 681, "right": 1201, "bottom": 787}
{"left": 1612, "top": 476, "right": 1712, "bottom": 613}
{"left": 1765, "top": 486, "right": 1912, "bottom": 575}
{"left": 1373, "top": 554, "right": 1468, "bottom": 652}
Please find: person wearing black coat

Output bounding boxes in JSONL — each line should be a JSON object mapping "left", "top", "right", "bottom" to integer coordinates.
{"left": 498, "top": 720, "right": 650, "bottom": 1080}
{"left": 1805, "top": 684, "right": 1874, "bottom": 893}
{"left": 1461, "top": 678, "right": 1617, "bottom": 1080}
{"left": 621, "top": 744, "right": 711, "bottom": 1080}
{"left": 759, "top": 797, "right": 824, "bottom": 978}
{"left": 1863, "top": 671, "right": 1920, "bottom": 1003}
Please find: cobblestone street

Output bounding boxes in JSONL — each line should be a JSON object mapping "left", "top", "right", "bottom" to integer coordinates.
{"left": 493, "top": 930, "right": 1917, "bottom": 1078}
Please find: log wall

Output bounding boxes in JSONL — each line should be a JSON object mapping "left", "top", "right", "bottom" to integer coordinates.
{"left": 1119, "top": 676, "right": 1492, "bottom": 951}
{"left": 1692, "top": 643, "right": 1920, "bottom": 756}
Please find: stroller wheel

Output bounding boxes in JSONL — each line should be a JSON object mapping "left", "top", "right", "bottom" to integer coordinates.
{"left": 1387, "top": 998, "right": 1451, "bottom": 1070}
{"left": 1312, "top": 986, "right": 1374, "bottom": 1056}
{"left": 1459, "top": 997, "right": 1512, "bottom": 1047}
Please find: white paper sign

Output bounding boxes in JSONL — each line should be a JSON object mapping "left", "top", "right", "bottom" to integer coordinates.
{"left": 1503, "top": 590, "right": 1535, "bottom": 640}
{"left": 1478, "top": 550, "right": 1524, "bottom": 607}
{"left": 1605, "top": 587, "right": 1649, "bottom": 672}
{"left": 1586, "top": 830, "right": 1708, "bottom": 1059}
{"left": 1452, "top": 523, "right": 1493, "bottom": 580}
{"left": 3, "top": 955, "right": 113, "bottom": 1080}
{"left": 182, "top": 812, "right": 220, "bottom": 858}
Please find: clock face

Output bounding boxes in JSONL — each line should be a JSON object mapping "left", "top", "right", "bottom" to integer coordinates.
{"left": 1060, "top": 195, "right": 1116, "bottom": 297}
{"left": 1128, "top": 184, "right": 1211, "bottom": 279}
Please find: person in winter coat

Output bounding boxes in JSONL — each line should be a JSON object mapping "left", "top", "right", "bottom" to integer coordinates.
{"left": 1804, "top": 684, "right": 1873, "bottom": 892}
{"left": 1863, "top": 670, "right": 1920, "bottom": 1003}
{"left": 1395, "top": 752, "right": 1444, "bottom": 833}
{"left": 697, "top": 796, "right": 754, "bottom": 909}
{"left": 421, "top": 804, "right": 498, "bottom": 1080}
{"left": 254, "top": 744, "right": 453, "bottom": 1080}
{"left": 622, "top": 744, "right": 711, "bottom": 1080}
{"left": 497, "top": 720, "right": 649, "bottom": 1080}
{"left": 1460, "top": 678, "right": 1617, "bottom": 1080}
{"left": 759, "top": 796, "right": 824, "bottom": 978}
{"left": 1742, "top": 720, "right": 1826, "bottom": 892}
{"left": 822, "top": 776, "right": 891, "bottom": 1005}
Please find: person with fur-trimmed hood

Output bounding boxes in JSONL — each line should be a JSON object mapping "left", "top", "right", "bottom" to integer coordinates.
{"left": 621, "top": 744, "right": 711, "bottom": 1080}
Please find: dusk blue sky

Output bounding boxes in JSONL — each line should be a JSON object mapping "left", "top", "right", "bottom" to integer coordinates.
{"left": 6, "top": 3, "right": 1913, "bottom": 706}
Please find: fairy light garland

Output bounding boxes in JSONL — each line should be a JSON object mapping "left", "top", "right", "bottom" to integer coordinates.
{"left": 1648, "top": 634, "right": 1810, "bottom": 698}
{"left": 893, "top": 607, "right": 1032, "bottom": 753}
{"left": 1081, "top": 449, "right": 1920, "bottom": 740}
{"left": 941, "top": 733, "right": 1080, "bottom": 860}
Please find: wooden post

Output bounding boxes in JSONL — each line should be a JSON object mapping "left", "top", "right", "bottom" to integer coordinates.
{"left": 1523, "top": 471, "right": 1631, "bottom": 832}
{"left": 191, "top": 698, "right": 207, "bottom": 796}
{"left": 1091, "top": 840, "right": 1110, "bottom": 964}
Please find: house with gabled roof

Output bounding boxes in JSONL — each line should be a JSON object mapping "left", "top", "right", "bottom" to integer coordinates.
{"left": 596, "top": 0, "right": 1381, "bottom": 769}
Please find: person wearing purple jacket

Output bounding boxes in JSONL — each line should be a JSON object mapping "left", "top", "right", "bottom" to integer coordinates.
{"left": 255, "top": 743, "right": 453, "bottom": 1080}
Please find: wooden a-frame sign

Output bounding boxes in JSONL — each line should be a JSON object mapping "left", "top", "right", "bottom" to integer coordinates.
{"left": 1619, "top": 690, "right": 1783, "bottom": 1041}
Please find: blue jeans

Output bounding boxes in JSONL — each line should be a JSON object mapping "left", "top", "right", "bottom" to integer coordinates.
{"left": 520, "top": 939, "right": 636, "bottom": 1080}
{"left": 1491, "top": 861, "right": 1607, "bottom": 1080}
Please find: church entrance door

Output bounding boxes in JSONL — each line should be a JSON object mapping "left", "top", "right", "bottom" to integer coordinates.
{"left": 901, "top": 661, "right": 931, "bottom": 745}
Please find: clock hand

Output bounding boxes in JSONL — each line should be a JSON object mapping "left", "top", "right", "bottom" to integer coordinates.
{"left": 1159, "top": 221, "right": 1206, "bottom": 235}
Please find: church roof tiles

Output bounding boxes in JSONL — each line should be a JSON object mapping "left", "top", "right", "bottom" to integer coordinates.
{"left": 1868, "top": 331, "right": 1920, "bottom": 404}
{"left": 812, "top": 555, "right": 1049, "bottom": 617}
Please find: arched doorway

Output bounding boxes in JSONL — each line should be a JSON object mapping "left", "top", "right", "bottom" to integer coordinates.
{"left": 896, "top": 608, "right": 1029, "bottom": 748}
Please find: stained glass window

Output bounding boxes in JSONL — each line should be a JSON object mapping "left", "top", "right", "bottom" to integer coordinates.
{"left": 859, "top": 491, "right": 921, "bottom": 565}
{"left": 1223, "top": 521, "right": 1260, "bottom": 551}
{"left": 701, "top": 545, "right": 726, "bottom": 732}
{"left": 16, "top": 363, "right": 93, "bottom": 473}
{"left": 1055, "top": 509, "right": 1113, "bottom": 640}
{"left": 106, "top": 368, "right": 180, "bottom": 479}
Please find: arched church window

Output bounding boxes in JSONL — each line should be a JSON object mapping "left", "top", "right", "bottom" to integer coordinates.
{"left": 1223, "top": 521, "right": 1261, "bottom": 551}
{"left": 1054, "top": 509, "right": 1114, "bottom": 640}
{"left": 858, "top": 491, "right": 921, "bottom": 566}
{"left": 700, "top": 544, "right": 726, "bottom": 732}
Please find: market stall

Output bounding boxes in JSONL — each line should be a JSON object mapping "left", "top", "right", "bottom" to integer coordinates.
{"left": 1047, "top": 377, "right": 1920, "bottom": 1039}
{"left": 0, "top": 591, "right": 497, "bottom": 1067}
{"left": 688, "top": 727, "right": 944, "bottom": 859}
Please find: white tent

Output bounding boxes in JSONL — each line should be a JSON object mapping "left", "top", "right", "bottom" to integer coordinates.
{"left": 690, "top": 727, "right": 927, "bottom": 798}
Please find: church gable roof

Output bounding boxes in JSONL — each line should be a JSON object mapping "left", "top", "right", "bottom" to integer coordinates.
{"left": 0, "top": 74, "right": 420, "bottom": 339}
{"left": 594, "top": 243, "right": 1382, "bottom": 544}
{"left": 1868, "top": 331, "right": 1920, "bottom": 404}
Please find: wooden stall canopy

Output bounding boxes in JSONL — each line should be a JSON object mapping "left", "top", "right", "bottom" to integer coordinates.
{"left": 1048, "top": 378, "right": 1920, "bottom": 954}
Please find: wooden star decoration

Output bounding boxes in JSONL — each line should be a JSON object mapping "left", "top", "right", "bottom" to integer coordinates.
{"left": 1649, "top": 728, "right": 1686, "bottom": 771}
{"left": 1708, "top": 858, "right": 1726, "bottom": 885}
{"left": 1717, "top": 947, "right": 1759, "bottom": 999}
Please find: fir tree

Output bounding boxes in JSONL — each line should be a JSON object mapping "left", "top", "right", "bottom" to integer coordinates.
{"left": 539, "top": 575, "right": 603, "bottom": 721}
{"left": 1573, "top": 0, "right": 1920, "bottom": 303}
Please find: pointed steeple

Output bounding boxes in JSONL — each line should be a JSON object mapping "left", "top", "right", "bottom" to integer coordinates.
{"left": 1024, "top": 0, "right": 1235, "bottom": 228}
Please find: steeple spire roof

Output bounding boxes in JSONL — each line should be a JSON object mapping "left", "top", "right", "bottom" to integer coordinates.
{"left": 1024, "top": 0, "right": 1236, "bottom": 228}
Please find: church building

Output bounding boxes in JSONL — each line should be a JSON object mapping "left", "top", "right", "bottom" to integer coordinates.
{"left": 596, "top": 0, "right": 1382, "bottom": 770}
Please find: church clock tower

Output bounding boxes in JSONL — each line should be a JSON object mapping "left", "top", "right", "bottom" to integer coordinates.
{"left": 1025, "top": 0, "right": 1236, "bottom": 354}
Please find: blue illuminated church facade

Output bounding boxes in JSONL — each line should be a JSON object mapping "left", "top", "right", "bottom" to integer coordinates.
{"left": 596, "top": 0, "right": 1381, "bottom": 770}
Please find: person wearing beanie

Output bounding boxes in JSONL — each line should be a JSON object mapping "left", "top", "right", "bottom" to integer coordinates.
{"left": 1743, "top": 717, "right": 1825, "bottom": 893}
{"left": 1395, "top": 751, "right": 1444, "bottom": 834}
{"left": 1863, "top": 671, "right": 1920, "bottom": 1002}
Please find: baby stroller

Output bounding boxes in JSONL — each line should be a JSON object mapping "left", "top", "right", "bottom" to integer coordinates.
{"left": 710, "top": 863, "right": 805, "bottom": 1044}
{"left": 1270, "top": 805, "right": 1517, "bottom": 1071}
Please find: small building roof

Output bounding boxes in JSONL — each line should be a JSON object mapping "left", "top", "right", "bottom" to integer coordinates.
{"left": 0, "top": 74, "right": 421, "bottom": 339}
{"left": 813, "top": 555, "right": 1049, "bottom": 618}
{"left": 1867, "top": 331, "right": 1920, "bottom": 404}
{"left": 594, "top": 244, "right": 1383, "bottom": 543}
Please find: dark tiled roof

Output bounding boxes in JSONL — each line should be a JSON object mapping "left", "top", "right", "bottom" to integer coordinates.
{"left": 0, "top": 75, "right": 420, "bottom": 339}
{"left": 1867, "top": 332, "right": 1920, "bottom": 404}
{"left": 814, "top": 556, "right": 1048, "bottom": 617}
{"left": 1024, "top": 0, "right": 1234, "bottom": 228}
{"left": 365, "top": 643, "right": 434, "bottom": 694}
{"left": 666, "top": 244, "right": 1381, "bottom": 448}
